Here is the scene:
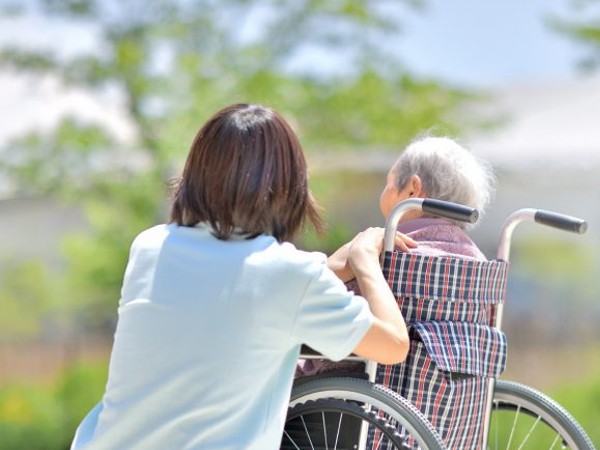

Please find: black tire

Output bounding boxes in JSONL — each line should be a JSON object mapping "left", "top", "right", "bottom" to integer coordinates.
{"left": 282, "top": 398, "right": 408, "bottom": 449}
{"left": 489, "top": 379, "right": 596, "bottom": 450}
{"left": 286, "top": 376, "right": 447, "bottom": 450}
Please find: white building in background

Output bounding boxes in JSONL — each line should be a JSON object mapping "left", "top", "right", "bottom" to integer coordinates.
{"left": 0, "top": 196, "right": 86, "bottom": 267}
{"left": 467, "top": 75, "right": 600, "bottom": 170}
{"left": 461, "top": 77, "right": 600, "bottom": 351}
{"left": 1, "top": 75, "right": 599, "bottom": 262}
{"left": 464, "top": 75, "right": 600, "bottom": 248}
{"left": 0, "top": 72, "right": 133, "bottom": 268}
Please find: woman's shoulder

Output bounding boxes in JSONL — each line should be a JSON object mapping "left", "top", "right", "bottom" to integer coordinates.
{"left": 131, "top": 224, "right": 170, "bottom": 247}
{"left": 254, "top": 241, "right": 329, "bottom": 278}
{"left": 272, "top": 241, "right": 327, "bottom": 263}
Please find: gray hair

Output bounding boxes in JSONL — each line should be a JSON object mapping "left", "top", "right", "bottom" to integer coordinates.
{"left": 392, "top": 137, "right": 495, "bottom": 227}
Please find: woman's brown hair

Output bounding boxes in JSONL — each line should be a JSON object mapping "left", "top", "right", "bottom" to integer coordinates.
{"left": 170, "top": 103, "right": 323, "bottom": 242}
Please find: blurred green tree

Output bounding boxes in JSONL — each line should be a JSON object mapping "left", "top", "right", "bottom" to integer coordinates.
{"left": 0, "top": 259, "right": 59, "bottom": 339}
{"left": 0, "top": 0, "right": 473, "bottom": 334}
{"left": 550, "top": 1, "right": 600, "bottom": 71}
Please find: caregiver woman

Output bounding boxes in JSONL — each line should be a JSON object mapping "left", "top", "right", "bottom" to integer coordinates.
{"left": 70, "top": 103, "right": 412, "bottom": 450}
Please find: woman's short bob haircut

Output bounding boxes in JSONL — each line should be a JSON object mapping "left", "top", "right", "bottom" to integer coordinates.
{"left": 392, "top": 136, "right": 495, "bottom": 227}
{"left": 170, "top": 103, "right": 323, "bottom": 242}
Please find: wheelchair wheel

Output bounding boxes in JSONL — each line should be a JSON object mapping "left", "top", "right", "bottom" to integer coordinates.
{"left": 489, "top": 379, "right": 595, "bottom": 450}
{"left": 284, "top": 376, "right": 447, "bottom": 450}
{"left": 283, "top": 398, "right": 407, "bottom": 449}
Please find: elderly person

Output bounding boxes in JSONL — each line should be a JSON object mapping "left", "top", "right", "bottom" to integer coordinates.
{"left": 298, "top": 136, "right": 495, "bottom": 376}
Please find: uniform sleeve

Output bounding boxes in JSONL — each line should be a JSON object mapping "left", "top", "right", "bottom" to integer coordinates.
{"left": 289, "top": 256, "right": 374, "bottom": 362}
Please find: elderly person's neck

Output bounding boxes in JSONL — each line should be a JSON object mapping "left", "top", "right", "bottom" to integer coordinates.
{"left": 397, "top": 216, "right": 461, "bottom": 233}
{"left": 397, "top": 217, "right": 485, "bottom": 260}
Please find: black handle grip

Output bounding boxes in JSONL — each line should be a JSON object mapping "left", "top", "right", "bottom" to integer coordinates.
{"left": 534, "top": 210, "right": 588, "bottom": 234}
{"left": 422, "top": 198, "right": 479, "bottom": 224}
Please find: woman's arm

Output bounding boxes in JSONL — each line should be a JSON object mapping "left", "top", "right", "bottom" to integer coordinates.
{"left": 327, "top": 242, "right": 354, "bottom": 282}
{"left": 347, "top": 228, "right": 411, "bottom": 365}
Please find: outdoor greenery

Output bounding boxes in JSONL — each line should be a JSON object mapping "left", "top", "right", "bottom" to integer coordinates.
{"left": 551, "top": 0, "right": 600, "bottom": 72}
{"left": 1, "top": 1, "right": 599, "bottom": 449}
{"left": 0, "top": 363, "right": 107, "bottom": 450}
{"left": 0, "top": 361, "right": 598, "bottom": 450}
{"left": 0, "top": 0, "right": 473, "bottom": 340}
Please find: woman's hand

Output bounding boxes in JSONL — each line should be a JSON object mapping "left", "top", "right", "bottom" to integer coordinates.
{"left": 328, "top": 228, "right": 416, "bottom": 281}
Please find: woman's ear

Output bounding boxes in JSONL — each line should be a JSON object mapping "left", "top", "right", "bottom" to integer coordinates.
{"left": 408, "top": 174, "right": 424, "bottom": 198}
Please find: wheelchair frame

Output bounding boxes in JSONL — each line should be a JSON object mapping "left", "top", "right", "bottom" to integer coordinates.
{"left": 284, "top": 199, "right": 595, "bottom": 450}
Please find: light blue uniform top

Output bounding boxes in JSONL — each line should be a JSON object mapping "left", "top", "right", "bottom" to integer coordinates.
{"left": 71, "top": 223, "right": 373, "bottom": 449}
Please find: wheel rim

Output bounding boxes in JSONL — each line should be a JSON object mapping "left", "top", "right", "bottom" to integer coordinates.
{"left": 282, "top": 399, "right": 410, "bottom": 450}
{"left": 288, "top": 377, "right": 448, "bottom": 450}
{"left": 488, "top": 388, "right": 583, "bottom": 450}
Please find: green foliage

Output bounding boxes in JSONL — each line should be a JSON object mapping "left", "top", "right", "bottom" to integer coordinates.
{"left": 512, "top": 235, "right": 599, "bottom": 304}
{"left": 1, "top": 361, "right": 598, "bottom": 449}
{"left": 300, "top": 220, "right": 354, "bottom": 255}
{"left": 55, "top": 362, "right": 108, "bottom": 436}
{"left": 0, "top": 0, "right": 472, "bottom": 335}
{"left": 549, "top": 2, "right": 600, "bottom": 71}
{"left": 550, "top": 372, "right": 600, "bottom": 446}
{"left": 0, "top": 362, "right": 107, "bottom": 450}
{"left": 0, "top": 383, "right": 66, "bottom": 450}
{"left": 0, "top": 119, "right": 118, "bottom": 196}
{"left": 62, "top": 172, "right": 169, "bottom": 327}
{"left": 515, "top": 236, "right": 596, "bottom": 281}
{"left": 0, "top": 260, "right": 61, "bottom": 339}
{"left": 291, "top": 73, "right": 466, "bottom": 149}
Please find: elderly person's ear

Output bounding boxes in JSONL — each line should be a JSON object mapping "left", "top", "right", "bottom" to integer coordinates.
{"left": 380, "top": 173, "right": 426, "bottom": 219}
{"left": 404, "top": 174, "right": 424, "bottom": 198}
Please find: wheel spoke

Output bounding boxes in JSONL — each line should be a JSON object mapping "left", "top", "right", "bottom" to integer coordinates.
{"left": 515, "top": 415, "right": 541, "bottom": 450}
{"left": 300, "top": 415, "right": 316, "bottom": 450}
{"left": 505, "top": 404, "right": 521, "bottom": 449}
{"left": 548, "top": 433, "right": 561, "bottom": 450}
{"left": 321, "top": 412, "right": 328, "bottom": 450}
{"left": 282, "top": 430, "right": 302, "bottom": 450}
{"left": 334, "top": 412, "right": 342, "bottom": 449}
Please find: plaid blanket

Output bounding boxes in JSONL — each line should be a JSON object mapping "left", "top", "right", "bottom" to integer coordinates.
{"left": 374, "top": 252, "right": 509, "bottom": 450}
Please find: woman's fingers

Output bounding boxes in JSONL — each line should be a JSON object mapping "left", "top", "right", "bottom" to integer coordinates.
{"left": 349, "top": 227, "right": 384, "bottom": 259}
{"left": 350, "top": 228, "right": 418, "bottom": 261}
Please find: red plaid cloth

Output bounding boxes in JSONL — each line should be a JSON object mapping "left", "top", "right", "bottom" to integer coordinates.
{"left": 374, "top": 252, "right": 509, "bottom": 450}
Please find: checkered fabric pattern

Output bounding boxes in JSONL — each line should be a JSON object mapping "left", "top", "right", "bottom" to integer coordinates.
{"left": 409, "top": 321, "right": 507, "bottom": 378}
{"left": 383, "top": 252, "right": 507, "bottom": 325}
{"left": 373, "top": 252, "right": 509, "bottom": 450}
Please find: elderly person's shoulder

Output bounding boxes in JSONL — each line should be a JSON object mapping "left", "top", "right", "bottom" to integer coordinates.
{"left": 398, "top": 218, "right": 487, "bottom": 260}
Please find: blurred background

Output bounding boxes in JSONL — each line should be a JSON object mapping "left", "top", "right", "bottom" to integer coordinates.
{"left": 0, "top": 0, "right": 599, "bottom": 448}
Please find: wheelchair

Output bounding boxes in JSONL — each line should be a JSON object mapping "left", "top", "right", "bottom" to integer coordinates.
{"left": 281, "top": 198, "right": 595, "bottom": 450}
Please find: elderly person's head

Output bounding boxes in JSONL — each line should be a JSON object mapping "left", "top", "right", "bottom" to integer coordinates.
{"left": 379, "top": 136, "right": 495, "bottom": 227}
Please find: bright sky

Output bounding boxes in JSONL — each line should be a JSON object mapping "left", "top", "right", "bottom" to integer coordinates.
{"left": 397, "top": 0, "right": 584, "bottom": 88}
{"left": 0, "top": 0, "right": 590, "bottom": 145}
{"left": 0, "top": 0, "right": 586, "bottom": 84}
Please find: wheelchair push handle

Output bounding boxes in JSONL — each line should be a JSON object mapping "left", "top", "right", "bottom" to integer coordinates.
{"left": 497, "top": 208, "right": 588, "bottom": 261}
{"left": 422, "top": 198, "right": 479, "bottom": 224}
{"left": 383, "top": 198, "right": 479, "bottom": 253}
{"left": 534, "top": 210, "right": 588, "bottom": 234}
